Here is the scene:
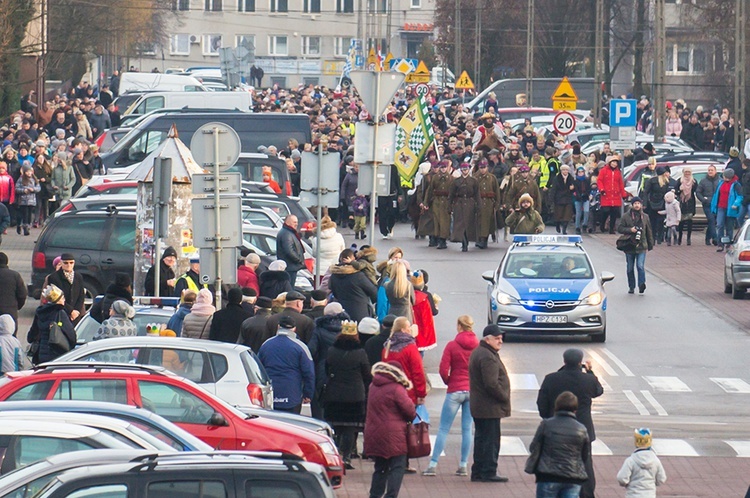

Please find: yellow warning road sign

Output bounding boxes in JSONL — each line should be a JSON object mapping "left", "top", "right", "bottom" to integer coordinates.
{"left": 455, "top": 70, "right": 474, "bottom": 90}
{"left": 551, "top": 76, "right": 578, "bottom": 110}
{"left": 405, "top": 60, "right": 430, "bottom": 84}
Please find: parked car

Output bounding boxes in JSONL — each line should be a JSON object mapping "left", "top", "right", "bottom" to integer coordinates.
{"left": 0, "top": 400, "right": 213, "bottom": 452}
{"left": 54, "top": 336, "right": 274, "bottom": 409}
{"left": 73, "top": 181, "right": 139, "bottom": 199}
{"left": 52, "top": 195, "right": 137, "bottom": 217}
{"left": 241, "top": 193, "right": 317, "bottom": 237}
{"left": 29, "top": 452, "right": 335, "bottom": 498}
{"left": 95, "top": 127, "right": 131, "bottom": 153}
{"left": 74, "top": 297, "right": 177, "bottom": 344}
{"left": 581, "top": 136, "right": 693, "bottom": 156}
{"left": 0, "top": 420, "right": 133, "bottom": 475}
{"left": 724, "top": 219, "right": 750, "bottom": 299}
{"left": 242, "top": 225, "right": 316, "bottom": 276}
{"left": 0, "top": 363, "right": 344, "bottom": 485}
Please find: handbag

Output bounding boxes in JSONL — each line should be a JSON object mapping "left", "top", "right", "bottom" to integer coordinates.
{"left": 616, "top": 234, "right": 637, "bottom": 252}
{"left": 406, "top": 412, "right": 431, "bottom": 458}
{"left": 48, "top": 311, "right": 72, "bottom": 353}
{"left": 524, "top": 420, "right": 545, "bottom": 474}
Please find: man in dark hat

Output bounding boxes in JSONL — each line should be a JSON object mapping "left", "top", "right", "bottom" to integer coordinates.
{"left": 537, "top": 349, "right": 604, "bottom": 498}
{"left": 144, "top": 246, "right": 177, "bottom": 297}
{"left": 364, "top": 314, "right": 396, "bottom": 368}
{"left": 89, "top": 272, "right": 133, "bottom": 324}
{"left": 46, "top": 253, "right": 85, "bottom": 324}
{"left": 209, "top": 287, "right": 253, "bottom": 344}
{"left": 633, "top": 142, "right": 655, "bottom": 162}
{"left": 304, "top": 289, "right": 328, "bottom": 320}
{"left": 265, "top": 290, "right": 314, "bottom": 344}
{"left": 239, "top": 296, "right": 274, "bottom": 352}
{"left": 468, "top": 324, "right": 511, "bottom": 483}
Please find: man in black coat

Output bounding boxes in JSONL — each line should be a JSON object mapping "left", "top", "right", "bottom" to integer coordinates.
{"left": 239, "top": 297, "right": 274, "bottom": 352}
{"left": 144, "top": 246, "right": 177, "bottom": 297}
{"left": 210, "top": 288, "right": 253, "bottom": 344}
{"left": 536, "top": 348, "right": 604, "bottom": 498}
{"left": 680, "top": 114, "right": 705, "bottom": 150}
{"left": 0, "top": 252, "right": 27, "bottom": 332}
{"left": 328, "top": 256, "right": 378, "bottom": 322}
{"left": 265, "top": 291, "right": 314, "bottom": 344}
{"left": 89, "top": 272, "right": 132, "bottom": 324}
{"left": 276, "top": 215, "right": 306, "bottom": 287}
{"left": 303, "top": 289, "right": 328, "bottom": 321}
{"left": 364, "top": 314, "right": 396, "bottom": 370}
{"left": 46, "top": 253, "right": 85, "bottom": 325}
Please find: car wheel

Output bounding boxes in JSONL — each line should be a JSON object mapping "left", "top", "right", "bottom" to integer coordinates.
{"left": 82, "top": 279, "right": 102, "bottom": 311}
{"left": 591, "top": 327, "right": 606, "bottom": 343}
{"left": 732, "top": 283, "right": 745, "bottom": 300}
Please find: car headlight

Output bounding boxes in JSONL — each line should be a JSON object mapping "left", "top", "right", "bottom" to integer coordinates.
{"left": 494, "top": 290, "right": 518, "bottom": 305}
{"left": 318, "top": 440, "right": 338, "bottom": 456}
{"left": 582, "top": 291, "right": 603, "bottom": 306}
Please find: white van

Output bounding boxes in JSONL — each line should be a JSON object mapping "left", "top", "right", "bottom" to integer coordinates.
{"left": 118, "top": 73, "right": 206, "bottom": 93}
{"left": 123, "top": 91, "right": 252, "bottom": 117}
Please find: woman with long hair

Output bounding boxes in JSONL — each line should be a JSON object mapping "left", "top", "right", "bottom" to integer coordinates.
{"left": 675, "top": 168, "right": 697, "bottom": 245}
{"left": 385, "top": 261, "right": 415, "bottom": 321}
{"left": 32, "top": 153, "right": 53, "bottom": 226}
{"left": 15, "top": 164, "right": 40, "bottom": 236}
{"left": 51, "top": 152, "right": 75, "bottom": 206}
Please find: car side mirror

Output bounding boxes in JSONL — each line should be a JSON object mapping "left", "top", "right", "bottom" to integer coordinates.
{"left": 482, "top": 270, "right": 495, "bottom": 284}
{"left": 209, "top": 412, "right": 228, "bottom": 427}
{"left": 600, "top": 271, "right": 615, "bottom": 283}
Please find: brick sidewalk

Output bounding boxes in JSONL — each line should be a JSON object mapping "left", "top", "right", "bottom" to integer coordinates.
{"left": 337, "top": 455, "right": 749, "bottom": 497}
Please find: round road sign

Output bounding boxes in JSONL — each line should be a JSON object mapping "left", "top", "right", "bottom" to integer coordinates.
{"left": 553, "top": 111, "right": 576, "bottom": 136}
{"left": 414, "top": 83, "right": 429, "bottom": 98}
{"left": 190, "top": 122, "right": 241, "bottom": 171}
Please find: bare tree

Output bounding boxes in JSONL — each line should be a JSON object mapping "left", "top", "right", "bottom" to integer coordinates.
{"left": 0, "top": 0, "right": 35, "bottom": 117}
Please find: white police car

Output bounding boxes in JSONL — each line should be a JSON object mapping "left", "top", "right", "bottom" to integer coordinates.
{"left": 482, "top": 235, "right": 614, "bottom": 342}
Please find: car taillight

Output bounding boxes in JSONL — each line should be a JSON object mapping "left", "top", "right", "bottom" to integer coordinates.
{"left": 305, "top": 258, "right": 314, "bottom": 273}
{"left": 285, "top": 181, "right": 292, "bottom": 196}
{"left": 32, "top": 251, "right": 46, "bottom": 269}
{"left": 247, "top": 384, "right": 265, "bottom": 407}
{"left": 95, "top": 133, "right": 106, "bottom": 148}
{"left": 739, "top": 251, "right": 750, "bottom": 261}
{"left": 301, "top": 220, "right": 316, "bottom": 233}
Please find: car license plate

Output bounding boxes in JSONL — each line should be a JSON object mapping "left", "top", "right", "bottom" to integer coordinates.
{"left": 533, "top": 315, "right": 568, "bottom": 323}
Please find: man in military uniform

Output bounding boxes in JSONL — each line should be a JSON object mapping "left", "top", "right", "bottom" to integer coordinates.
{"left": 417, "top": 162, "right": 438, "bottom": 246}
{"left": 424, "top": 160, "right": 453, "bottom": 250}
{"left": 507, "top": 165, "right": 542, "bottom": 214}
{"left": 475, "top": 159, "right": 500, "bottom": 249}
{"left": 450, "top": 163, "right": 480, "bottom": 252}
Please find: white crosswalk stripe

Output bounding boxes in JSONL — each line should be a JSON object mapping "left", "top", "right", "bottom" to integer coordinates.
{"left": 623, "top": 389, "right": 650, "bottom": 415}
{"left": 643, "top": 376, "right": 691, "bottom": 392}
{"left": 585, "top": 349, "right": 618, "bottom": 376}
{"left": 509, "top": 373, "right": 540, "bottom": 390}
{"left": 640, "top": 390, "right": 668, "bottom": 416}
{"left": 602, "top": 348, "right": 635, "bottom": 376}
{"left": 651, "top": 439, "right": 699, "bottom": 457}
{"left": 724, "top": 440, "right": 750, "bottom": 457}
{"left": 711, "top": 377, "right": 750, "bottom": 393}
{"left": 427, "top": 373, "right": 447, "bottom": 390}
{"left": 591, "top": 439, "right": 612, "bottom": 456}
{"left": 499, "top": 436, "right": 529, "bottom": 456}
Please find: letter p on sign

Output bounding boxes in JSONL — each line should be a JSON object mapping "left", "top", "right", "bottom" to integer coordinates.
{"left": 609, "top": 99, "right": 637, "bottom": 127}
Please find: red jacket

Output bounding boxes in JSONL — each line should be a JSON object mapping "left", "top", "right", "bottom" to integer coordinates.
{"left": 237, "top": 265, "right": 260, "bottom": 295}
{"left": 439, "top": 330, "right": 479, "bottom": 393}
{"left": 382, "top": 332, "right": 427, "bottom": 404}
{"left": 597, "top": 165, "right": 628, "bottom": 207}
{"left": 0, "top": 174, "right": 14, "bottom": 204}
{"left": 364, "top": 364, "right": 417, "bottom": 459}
{"left": 413, "top": 290, "right": 436, "bottom": 352}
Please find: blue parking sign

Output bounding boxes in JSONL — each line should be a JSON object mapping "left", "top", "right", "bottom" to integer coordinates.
{"left": 609, "top": 99, "right": 637, "bottom": 127}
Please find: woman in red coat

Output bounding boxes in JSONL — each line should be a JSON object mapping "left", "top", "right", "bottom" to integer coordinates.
{"left": 597, "top": 154, "right": 629, "bottom": 233}
{"left": 364, "top": 361, "right": 417, "bottom": 498}
{"left": 410, "top": 270, "right": 437, "bottom": 353}
{"left": 382, "top": 317, "right": 427, "bottom": 405}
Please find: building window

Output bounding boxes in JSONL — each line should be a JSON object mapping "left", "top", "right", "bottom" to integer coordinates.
{"left": 334, "top": 37, "right": 353, "bottom": 56}
{"left": 666, "top": 44, "right": 709, "bottom": 75}
{"left": 204, "top": 0, "right": 222, "bottom": 10}
{"left": 236, "top": 35, "right": 255, "bottom": 50}
{"left": 238, "top": 0, "right": 255, "bottom": 11}
{"left": 304, "top": 0, "right": 321, "bottom": 12}
{"left": 172, "top": 0, "right": 190, "bottom": 10}
{"left": 270, "top": 0, "right": 288, "bottom": 12}
{"left": 203, "top": 35, "right": 223, "bottom": 55}
{"left": 410, "top": 0, "right": 420, "bottom": 8}
{"left": 269, "top": 35, "right": 288, "bottom": 55}
{"left": 336, "top": 0, "right": 353, "bottom": 13}
{"left": 301, "top": 36, "right": 320, "bottom": 56}
{"left": 368, "top": 0, "right": 386, "bottom": 13}
{"left": 170, "top": 34, "right": 190, "bottom": 55}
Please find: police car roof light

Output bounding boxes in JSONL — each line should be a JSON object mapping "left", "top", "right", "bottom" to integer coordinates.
{"left": 512, "top": 235, "right": 583, "bottom": 244}
{"left": 132, "top": 296, "right": 181, "bottom": 307}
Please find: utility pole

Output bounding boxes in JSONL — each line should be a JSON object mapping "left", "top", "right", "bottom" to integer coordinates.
{"left": 734, "top": 0, "right": 746, "bottom": 156}
{"left": 525, "top": 0, "right": 535, "bottom": 106}
{"left": 454, "top": 0, "right": 462, "bottom": 76}
{"left": 593, "top": 0, "right": 603, "bottom": 127}
{"left": 474, "top": 0, "right": 482, "bottom": 87}
{"left": 34, "top": 0, "right": 48, "bottom": 108}
{"left": 653, "top": 0, "right": 666, "bottom": 142}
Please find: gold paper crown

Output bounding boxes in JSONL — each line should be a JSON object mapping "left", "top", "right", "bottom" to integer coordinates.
{"left": 341, "top": 320, "right": 359, "bottom": 336}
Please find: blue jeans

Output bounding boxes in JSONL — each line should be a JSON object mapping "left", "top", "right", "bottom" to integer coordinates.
{"left": 715, "top": 208, "right": 735, "bottom": 243}
{"left": 574, "top": 200, "right": 589, "bottom": 229}
{"left": 703, "top": 204, "right": 717, "bottom": 243}
{"left": 625, "top": 252, "right": 646, "bottom": 290}
{"left": 536, "top": 482, "right": 582, "bottom": 498}
{"left": 430, "top": 391, "right": 472, "bottom": 467}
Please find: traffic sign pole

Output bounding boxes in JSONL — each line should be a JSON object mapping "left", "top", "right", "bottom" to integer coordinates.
{"left": 213, "top": 127, "right": 223, "bottom": 310}
{"left": 370, "top": 73, "right": 381, "bottom": 245}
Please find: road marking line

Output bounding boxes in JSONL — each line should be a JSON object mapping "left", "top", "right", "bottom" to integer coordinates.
{"left": 623, "top": 390, "right": 650, "bottom": 415}
{"left": 591, "top": 439, "right": 613, "bottom": 455}
{"left": 652, "top": 439, "right": 699, "bottom": 457}
{"left": 640, "top": 390, "right": 668, "bottom": 416}
{"left": 509, "top": 373, "right": 540, "bottom": 390}
{"left": 499, "top": 436, "right": 529, "bottom": 456}
{"left": 427, "top": 373, "right": 447, "bottom": 389}
{"left": 585, "top": 349, "right": 618, "bottom": 376}
{"left": 428, "top": 435, "right": 445, "bottom": 456}
{"left": 643, "top": 376, "right": 692, "bottom": 392}
{"left": 711, "top": 378, "right": 750, "bottom": 394}
{"left": 724, "top": 440, "right": 750, "bottom": 457}
{"left": 602, "top": 348, "right": 635, "bottom": 376}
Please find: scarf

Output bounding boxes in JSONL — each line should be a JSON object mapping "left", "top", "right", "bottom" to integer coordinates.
{"left": 63, "top": 269, "right": 74, "bottom": 285}
{"left": 679, "top": 175, "right": 694, "bottom": 203}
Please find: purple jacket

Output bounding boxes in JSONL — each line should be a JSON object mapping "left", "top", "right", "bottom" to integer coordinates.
{"left": 364, "top": 362, "right": 417, "bottom": 459}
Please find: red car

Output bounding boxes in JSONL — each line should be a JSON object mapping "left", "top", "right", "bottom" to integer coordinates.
{"left": 73, "top": 180, "right": 139, "bottom": 199}
{"left": 0, "top": 363, "right": 344, "bottom": 486}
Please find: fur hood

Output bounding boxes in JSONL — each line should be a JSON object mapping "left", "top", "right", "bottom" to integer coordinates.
{"left": 371, "top": 361, "right": 413, "bottom": 389}
{"left": 330, "top": 263, "right": 359, "bottom": 275}
{"left": 356, "top": 246, "right": 378, "bottom": 263}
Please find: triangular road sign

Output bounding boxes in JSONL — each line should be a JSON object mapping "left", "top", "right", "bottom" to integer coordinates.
{"left": 551, "top": 76, "right": 578, "bottom": 101}
{"left": 350, "top": 70, "right": 406, "bottom": 117}
{"left": 405, "top": 60, "right": 430, "bottom": 83}
{"left": 455, "top": 70, "right": 475, "bottom": 90}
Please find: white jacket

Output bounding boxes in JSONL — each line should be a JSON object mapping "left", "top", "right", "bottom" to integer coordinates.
{"left": 617, "top": 449, "right": 667, "bottom": 498}
{"left": 312, "top": 227, "right": 346, "bottom": 273}
{"left": 0, "top": 314, "right": 28, "bottom": 373}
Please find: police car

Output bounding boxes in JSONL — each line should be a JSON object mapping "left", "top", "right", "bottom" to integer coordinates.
{"left": 482, "top": 235, "right": 614, "bottom": 342}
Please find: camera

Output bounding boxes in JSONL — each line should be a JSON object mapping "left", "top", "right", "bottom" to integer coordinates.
{"left": 635, "top": 229, "right": 642, "bottom": 242}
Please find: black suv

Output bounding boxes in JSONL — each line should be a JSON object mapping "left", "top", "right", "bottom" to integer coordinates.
{"left": 30, "top": 208, "right": 136, "bottom": 303}
{"left": 33, "top": 452, "right": 335, "bottom": 498}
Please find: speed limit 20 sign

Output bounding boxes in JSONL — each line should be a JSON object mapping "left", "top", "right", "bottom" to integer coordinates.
{"left": 553, "top": 111, "right": 576, "bottom": 136}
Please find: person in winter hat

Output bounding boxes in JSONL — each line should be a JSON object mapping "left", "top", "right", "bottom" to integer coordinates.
{"left": 0, "top": 314, "right": 28, "bottom": 373}
{"left": 505, "top": 193, "right": 545, "bottom": 234}
{"left": 659, "top": 191, "right": 681, "bottom": 246}
{"left": 311, "top": 216, "right": 346, "bottom": 274}
{"left": 92, "top": 300, "right": 137, "bottom": 361}
{"left": 181, "top": 288, "right": 215, "bottom": 339}
{"left": 617, "top": 428, "right": 667, "bottom": 497}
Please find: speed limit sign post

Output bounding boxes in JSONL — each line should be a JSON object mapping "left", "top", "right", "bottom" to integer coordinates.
{"left": 553, "top": 111, "right": 576, "bottom": 136}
